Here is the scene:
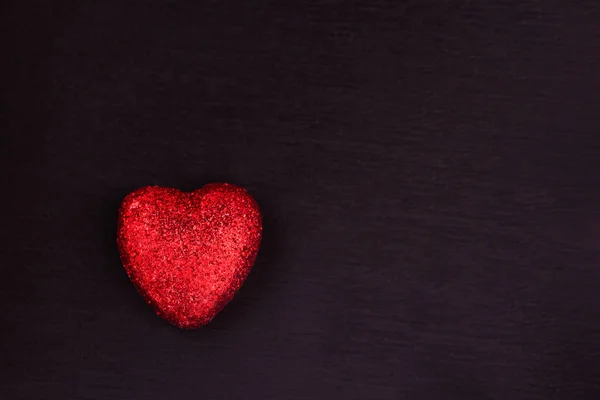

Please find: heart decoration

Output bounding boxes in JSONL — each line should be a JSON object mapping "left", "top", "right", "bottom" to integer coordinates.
{"left": 117, "top": 183, "right": 262, "bottom": 329}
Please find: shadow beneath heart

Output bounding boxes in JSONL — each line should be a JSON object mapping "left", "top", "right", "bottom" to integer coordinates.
{"left": 110, "top": 180, "right": 285, "bottom": 333}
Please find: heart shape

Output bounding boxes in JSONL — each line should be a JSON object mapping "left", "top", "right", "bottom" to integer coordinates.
{"left": 117, "top": 183, "right": 262, "bottom": 329}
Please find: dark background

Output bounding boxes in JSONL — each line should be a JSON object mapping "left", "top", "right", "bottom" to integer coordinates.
{"left": 3, "top": 1, "right": 600, "bottom": 398}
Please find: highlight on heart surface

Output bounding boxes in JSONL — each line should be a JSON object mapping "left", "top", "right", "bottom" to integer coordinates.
{"left": 117, "top": 183, "right": 262, "bottom": 329}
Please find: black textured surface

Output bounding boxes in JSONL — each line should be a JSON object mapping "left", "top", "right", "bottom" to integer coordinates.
{"left": 3, "top": 1, "right": 600, "bottom": 399}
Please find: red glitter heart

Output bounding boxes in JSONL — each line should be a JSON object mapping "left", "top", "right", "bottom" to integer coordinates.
{"left": 117, "top": 183, "right": 262, "bottom": 329}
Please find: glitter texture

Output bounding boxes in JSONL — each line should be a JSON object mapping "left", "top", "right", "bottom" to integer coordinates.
{"left": 117, "top": 183, "right": 262, "bottom": 329}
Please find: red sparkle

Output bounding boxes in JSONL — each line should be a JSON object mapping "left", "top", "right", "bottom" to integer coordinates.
{"left": 117, "top": 183, "right": 262, "bottom": 329}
